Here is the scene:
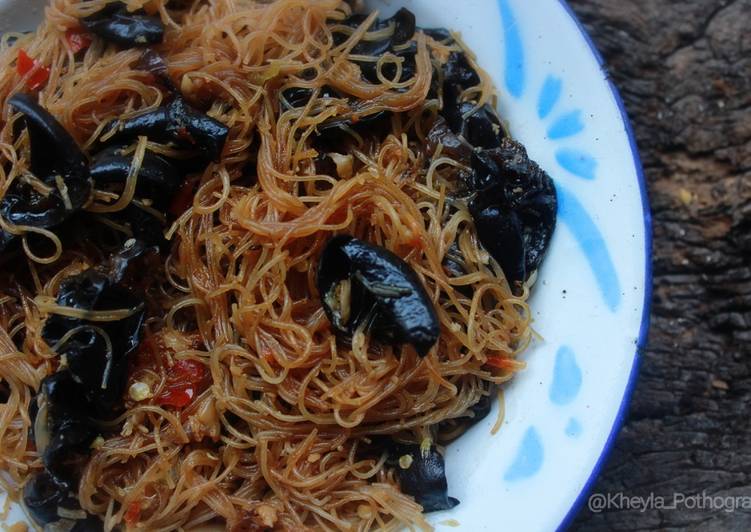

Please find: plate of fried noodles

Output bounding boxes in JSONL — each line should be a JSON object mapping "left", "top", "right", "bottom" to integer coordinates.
{"left": 0, "top": 0, "right": 650, "bottom": 530}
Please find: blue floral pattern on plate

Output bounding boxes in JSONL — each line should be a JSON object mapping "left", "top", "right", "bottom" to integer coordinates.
{"left": 498, "top": 0, "right": 622, "bottom": 481}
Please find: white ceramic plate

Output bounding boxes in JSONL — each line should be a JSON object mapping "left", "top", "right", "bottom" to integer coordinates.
{"left": 0, "top": 0, "right": 651, "bottom": 530}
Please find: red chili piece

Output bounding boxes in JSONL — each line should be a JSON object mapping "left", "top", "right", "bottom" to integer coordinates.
{"left": 484, "top": 355, "right": 516, "bottom": 370}
{"left": 65, "top": 29, "right": 93, "bottom": 54}
{"left": 17, "top": 50, "right": 50, "bottom": 90}
{"left": 124, "top": 501, "right": 141, "bottom": 526}
{"left": 155, "top": 359, "right": 207, "bottom": 408}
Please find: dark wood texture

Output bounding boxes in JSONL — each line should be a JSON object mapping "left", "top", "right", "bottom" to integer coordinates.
{"left": 567, "top": 0, "right": 751, "bottom": 530}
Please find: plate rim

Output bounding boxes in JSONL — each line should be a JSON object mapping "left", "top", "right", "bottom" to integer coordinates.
{"left": 553, "top": 1, "right": 653, "bottom": 530}
{"left": 0, "top": 0, "right": 653, "bottom": 528}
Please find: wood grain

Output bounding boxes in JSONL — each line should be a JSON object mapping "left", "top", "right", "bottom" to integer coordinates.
{"left": 567, "top": 0, "right": 751, "bottom": 530}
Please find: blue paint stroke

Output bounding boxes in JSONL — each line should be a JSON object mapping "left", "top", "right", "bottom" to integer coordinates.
{"left": 498, "top": 0, "right": 525, "bottom": 98}
{"left": 504, "top": 426, "right": 543, "bottom": 481}
{"left": 547, "top": 110, "right": 584, "bottom": 139}
{"left": 556, "top": 148, "right": 597, "bottom": 180}
{"left": 565, "top": 418, "right": 583, "bottom": 438}
{"left": 538, "top": 76, "right": 562, "bottom": 119}
{"left": 557, "top": 184, "right": 621, "bottom": 311}
{"left": 550, "top": 346, "right": 582, "bottom": 405}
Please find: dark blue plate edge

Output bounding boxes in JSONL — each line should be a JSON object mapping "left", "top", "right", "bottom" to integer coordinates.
{"left": 553, "top": 1, "right": 653, "bottom": 531}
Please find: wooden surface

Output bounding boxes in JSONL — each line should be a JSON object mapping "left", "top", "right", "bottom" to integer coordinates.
{"left": 567, "top": 1, "right": 751, "bottom": 530}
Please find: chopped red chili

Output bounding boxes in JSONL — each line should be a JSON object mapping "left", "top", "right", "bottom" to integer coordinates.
{"left": 17, "top": 50, "right": 50, "bottom": 90}
{"left": 65, "top": 29, "right": 92, "bottom": 54}
{"left": 484, "top": 355, "right": 516, "bottom": 370}
{"left": 155, "top": 359, "right": 208, "bottom": 408}
{"left": 124, "top": 501, "right": 141, "bottom": 526}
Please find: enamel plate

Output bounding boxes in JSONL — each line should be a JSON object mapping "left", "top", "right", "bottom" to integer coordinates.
{"left": 0, "top": 0, "right": 651, "bottom": 530}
